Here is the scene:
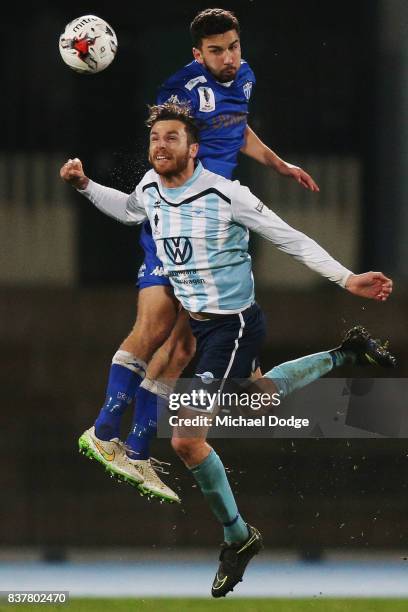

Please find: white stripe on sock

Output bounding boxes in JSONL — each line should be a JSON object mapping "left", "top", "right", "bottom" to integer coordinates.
{"left": 112, "top": 350, "right": 147, "bottom": 377}
{"left": 140, "top": 377, "right": 172, "bottom": 399}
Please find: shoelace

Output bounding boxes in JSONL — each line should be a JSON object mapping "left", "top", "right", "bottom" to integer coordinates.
{"left": 150, "top": 457, "right": 171, "bottom": 476}
{"left": 140, "top": 458, "right": 171, "bottom": 490}
{"left": 122, "top": 445, "right": 171, "bottom": 475}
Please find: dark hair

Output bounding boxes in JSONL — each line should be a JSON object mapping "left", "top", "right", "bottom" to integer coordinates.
{"left": 146, "top": 102, "right": 200, "bottom": 145}
{"left": 190, "top": 8, "right": 240, "bottom": 48}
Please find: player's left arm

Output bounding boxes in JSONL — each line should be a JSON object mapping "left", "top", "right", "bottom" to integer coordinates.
{"left": 240, "top": 125, "right": 319, "bottom": 192}
{"left": 230, "top": 183, "right": 393, "bottom": 302}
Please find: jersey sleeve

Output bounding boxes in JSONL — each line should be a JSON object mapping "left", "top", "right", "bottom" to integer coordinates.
{"left": 78, "top": 180, "right": 147, "bottom": 225}
{"left": 230, "top": 181, "right": 352, "bottom": 287}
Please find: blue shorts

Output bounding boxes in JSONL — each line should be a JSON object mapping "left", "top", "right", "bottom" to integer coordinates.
{"left": 137, "top": 221, "right": 171, "bottom": 289}
{"left": 188, "top": 303, "right": 266, "bottom": 404}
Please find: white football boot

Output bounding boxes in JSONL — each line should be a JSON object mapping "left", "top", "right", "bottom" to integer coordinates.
{"left": 128, "top": 457, "right": 181, "bottom": 504}
{"left": 78, "top": 426, "right": 144, "bottom": 486}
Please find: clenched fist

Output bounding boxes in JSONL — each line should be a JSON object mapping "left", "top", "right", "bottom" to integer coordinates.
{"left": 60, "top": 158, "right": 89, "bottom": 190}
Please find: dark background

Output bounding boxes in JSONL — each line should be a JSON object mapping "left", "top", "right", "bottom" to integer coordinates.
{"left": 1, "top": 1, "right": 407, "bottom": 556}
{"left": 1, "top": 0, "right": 394, "bottom": 281}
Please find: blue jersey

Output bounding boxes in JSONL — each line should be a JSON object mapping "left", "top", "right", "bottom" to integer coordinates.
{"left": 157, "top": 59, "right": 256, "bottom": 179}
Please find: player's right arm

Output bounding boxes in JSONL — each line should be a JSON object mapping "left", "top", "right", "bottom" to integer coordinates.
{"left": 60, "top": 158, "right": 146, "bottom": 225}
{"left": 241, "top": 126, "right": 319, "bottom": 192}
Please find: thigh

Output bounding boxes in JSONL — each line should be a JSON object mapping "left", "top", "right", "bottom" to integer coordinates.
{"left": 135, "top": 285, "right": 179, "bottom": 329}
{"left": 146, "top": 309, "right": 196, "bottom": 380}
{"left": 121, "top": 285, "right": 180, "bottom": 359}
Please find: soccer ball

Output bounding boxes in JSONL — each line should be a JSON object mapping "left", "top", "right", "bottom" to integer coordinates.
{"left": 59, "top": 15, "right": 118, "bottom": 74}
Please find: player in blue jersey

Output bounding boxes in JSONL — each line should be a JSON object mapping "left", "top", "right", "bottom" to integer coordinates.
{"left": 76, "top": 8, "right": 321, "bottom": 503}
{"left": 61, "top": 102, "right": 395, "bottom": 597}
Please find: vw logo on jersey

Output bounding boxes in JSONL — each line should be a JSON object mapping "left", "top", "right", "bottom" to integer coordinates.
{"left": 164, "top": 237, "right": 193, "bottom": 265}
{"left": 243, "top": 81, "right": 253, "bottom": 100}
{"left": 196, "top": 371, "right": 215, "bottom": 385}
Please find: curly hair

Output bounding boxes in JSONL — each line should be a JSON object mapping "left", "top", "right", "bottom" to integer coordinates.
{"left": 146, "top": 102, "right": 200, "bottom": 145}
{"left": 190, "top": 8, "right": 240, "bottom": 48}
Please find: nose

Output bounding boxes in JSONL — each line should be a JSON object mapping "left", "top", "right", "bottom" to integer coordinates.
{"left": 224, "top": 51, "right": 234, "bottom": 65}
{"left": 152, "top": 140, "right": 166, "bottom": 152}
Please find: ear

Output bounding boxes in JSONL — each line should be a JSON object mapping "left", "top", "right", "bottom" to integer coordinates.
{"left": 192, "top": 46, "right": 204, "bottom": 65}
{"left": 189, "top": 143, "right": 199, "bottom": 159}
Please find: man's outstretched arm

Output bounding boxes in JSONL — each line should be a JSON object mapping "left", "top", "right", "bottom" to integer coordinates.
{"left": 60, "top": 158, "right": 146, "bottom": 225}
{"left": 240, "top": 125, "right": 319, "bottom": 192}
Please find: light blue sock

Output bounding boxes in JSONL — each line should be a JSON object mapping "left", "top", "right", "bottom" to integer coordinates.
{"left": 264, "top": 351, "right": 334, "bottom": 399}
{"left": 190, "top": 449, "right": 249, "bottom": 544}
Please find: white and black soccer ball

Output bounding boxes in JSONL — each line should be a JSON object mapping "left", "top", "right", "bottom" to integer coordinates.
{"left": 59, "top": 15, "right": 118, "bottom": 74}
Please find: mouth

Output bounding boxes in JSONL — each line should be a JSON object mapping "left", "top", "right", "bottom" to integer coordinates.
{"left": 219, "top": 67, "right": 237, "bottom": 81}
{"left": 155, "top": 155, "right": 171, "bottom": 161}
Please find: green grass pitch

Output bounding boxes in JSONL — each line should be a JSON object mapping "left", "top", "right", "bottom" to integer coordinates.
{"left": 1, "top": 599, "right": 408, "bottom": 612}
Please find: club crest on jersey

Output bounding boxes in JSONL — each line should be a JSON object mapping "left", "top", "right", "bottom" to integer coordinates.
{"left": 198, "top": 87, "right": 216, "bottom": 112}
{"left": 243, "top": 81, "right": 253, "bottom": 100}
{"left": 164, "top": 237, "right": 193, "bottom": 265}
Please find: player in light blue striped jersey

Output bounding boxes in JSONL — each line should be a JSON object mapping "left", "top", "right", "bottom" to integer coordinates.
{"left": 61, "top": 103, "right": 395, "bottom": 597}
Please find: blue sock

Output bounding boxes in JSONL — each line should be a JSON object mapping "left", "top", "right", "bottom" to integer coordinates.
{"left": 94, "top": 351, "right": 147, "bottom": 441}
{"left": 125, "top": 379, "right": 171, "bottom": 460}
{"left": 190, "top": 449, "right": 249, "bottom": 544}
{"left": 264, "top": 351, "right": 334, "bottom": 399}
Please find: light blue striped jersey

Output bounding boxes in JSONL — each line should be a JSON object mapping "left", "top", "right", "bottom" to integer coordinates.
{"left": 82, "top": 164, "right": 352, "bottom": 313}
{"left": 128, "top": 162, "right": 256, "bottom": 313}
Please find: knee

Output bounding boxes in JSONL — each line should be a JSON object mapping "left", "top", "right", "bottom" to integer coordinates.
{"left": 171, "top": 437, "right": 201, "bottom": 465}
